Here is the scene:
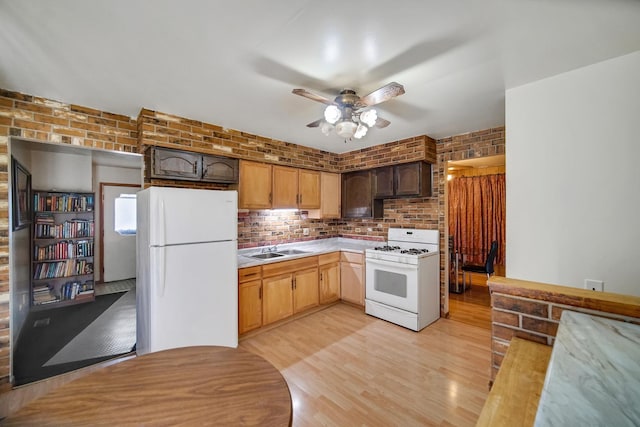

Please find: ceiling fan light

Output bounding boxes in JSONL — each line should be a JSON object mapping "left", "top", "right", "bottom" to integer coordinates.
{"left": 320, "top": 122, "right": 334, "bottom": 136}
{"left": 354, "top": 123, "right": 368, "bottom": 139}
{"left": 324, "top": 105, "right": 341, "bottom": 124}
{"left": 353, "top": 123, "right": 369, "bottom": 139}
{"left": 335, "top": 120, "right": 357, "bottom": 138}
{"left": 360, "top": 109, "right": 377, "bottom": 127}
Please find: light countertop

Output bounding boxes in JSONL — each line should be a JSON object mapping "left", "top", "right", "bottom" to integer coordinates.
{"left": 534, "top": 310, "right": 640, "bottom": 426}
{"left": 237, "top": 237, "right": 382, "bottom": 268}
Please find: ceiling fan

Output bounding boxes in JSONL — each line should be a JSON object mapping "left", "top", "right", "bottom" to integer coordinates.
{"left": 292, "top": 82, "right": 405, "bottom": 141}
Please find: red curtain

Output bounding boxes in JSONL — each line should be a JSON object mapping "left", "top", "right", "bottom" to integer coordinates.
{"left": 448, "top": 174, "right": 505, "bottom": 265}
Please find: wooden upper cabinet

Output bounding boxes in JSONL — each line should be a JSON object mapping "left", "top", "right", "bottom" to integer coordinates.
{"left": 239, "top": 160, "right": 272, "bottom": 209}
{"left": 373, "top": 166, "right": 394, "bottom": 198}
{"left": 202, "top": 155, "right": 238, "bottom": 183}
{"left": 272, "top": 166, "right": 321, "bottom": 210}
{"left": 147, "top": 147, "right": 239, "bottom": 183}
{"left": 298, "top": 169, "right": 321, "bottom": 209}
{"left": 151, "top": 147, "right": 201, "bottom": 181}
{"left": 272, "top": 166, "right": 299, "bottom": 209}
{"left": 308, "top": 172, "right": 341, "bottom": 219}
{"left": 342, "top": 170, "right": 382, "bottom": 218}
{"left": 395, "top": 162, "right": 431, "bottom": 197}
{"left": 372, "top": 161, "right": 432, "bottom": 199}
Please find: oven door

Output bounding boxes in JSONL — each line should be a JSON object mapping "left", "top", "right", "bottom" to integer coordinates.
{"left": 365, "top": 257, "right": 418, "bottom": 313}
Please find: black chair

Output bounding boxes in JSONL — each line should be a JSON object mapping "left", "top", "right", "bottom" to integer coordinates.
{"left": 461, "top": 241, "right": 498, "bottom": 290}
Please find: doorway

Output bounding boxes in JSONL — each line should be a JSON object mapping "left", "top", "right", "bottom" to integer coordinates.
{"left": 445, "top": 155, "right": 505, "bottom": 329}
{"left": 9, "top": 138, "right": 143, "bottom": 385}
{"left": 99, "top": 183, "right": 139, "bottom": 285}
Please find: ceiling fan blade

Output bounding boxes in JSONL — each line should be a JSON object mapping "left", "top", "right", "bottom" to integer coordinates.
{"left": 292, "top": 88, "right": 335, "bottom": 106}
{"left": 306, "top": 119, "right": 323, "bottom": 128}
{"left": 375, "top": 117, "right": 391, "bottom": 128}
{"left": 358, "top": 82, "right": 405, "bottom": 107}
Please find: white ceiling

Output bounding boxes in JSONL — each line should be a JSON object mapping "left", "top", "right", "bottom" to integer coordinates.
{"left": 1, "top": 1, "right": 639, "bottom": 154}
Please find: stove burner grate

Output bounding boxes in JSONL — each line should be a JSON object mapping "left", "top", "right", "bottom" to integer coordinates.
{"left": 374, "top": 245, "right": 401, "bottom": 252}
{"left": 400, "top": 248, "right": 429, "bottom": 255}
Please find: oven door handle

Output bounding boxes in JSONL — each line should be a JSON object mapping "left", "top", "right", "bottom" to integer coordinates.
{"left": 366, "top": 258, "right": 418, "bottom": 271}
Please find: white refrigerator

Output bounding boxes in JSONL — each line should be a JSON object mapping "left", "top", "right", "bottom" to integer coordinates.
{"left": 136, "top": 187, "right": 238, "bottom": 355}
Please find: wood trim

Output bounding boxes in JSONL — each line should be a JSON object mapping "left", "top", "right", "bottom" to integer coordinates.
{"left": 488, "top": 277, "right": 640, "bottom": 318}
{"left": 476, "top": 337, "right": 551, "bottom": 427}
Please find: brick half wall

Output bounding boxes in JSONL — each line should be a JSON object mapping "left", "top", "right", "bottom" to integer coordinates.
{"left": 488, "top": 276, "right": 640, "bottom": 380}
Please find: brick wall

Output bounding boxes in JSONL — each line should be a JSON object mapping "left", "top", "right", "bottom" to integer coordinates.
{"left": 138, "top": 108, "right": 341, "bottom": 171}
{"left": 0, "top": 89, "right": 139, "bottom": 391}
{"left": 488, "top": 277, "right": 640, "bottom": 380}
{"left": 0, "top": 87, "right": 506, "bottom": 391}
{"left": 436, "top": 127, "right": 506, "bottom": 309}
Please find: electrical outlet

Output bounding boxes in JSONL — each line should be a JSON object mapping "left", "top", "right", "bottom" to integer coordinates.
{"left": 584, "top": 279, "right": 604, "bottom": 292}
{"left": 303, "top": 228, "right": 309, "bottom": 236}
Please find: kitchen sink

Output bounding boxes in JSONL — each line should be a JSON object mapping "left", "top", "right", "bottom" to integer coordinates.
{"left": 275, "top": 249, "right": 309, "bottom": 255}
{"left": 250, "top": 252, "right": 285, "bottom": 259}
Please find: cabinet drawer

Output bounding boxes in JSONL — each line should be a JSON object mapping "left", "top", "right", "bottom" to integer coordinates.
{"left": 262, "top": 256, "right": 318, "bottom": 278}
{"left": 238, "top": 266, "right": 262, "bottom": 283}
{"left": 319, "top": 252, "right": 340, "bottom": 265}
{"left": 340, "top": 251, "right": 363, "bottom": 264}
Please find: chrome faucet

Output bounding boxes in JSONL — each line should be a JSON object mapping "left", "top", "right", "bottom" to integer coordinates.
{"left": 261, "top": 245, "right": 278, "bottom": 253}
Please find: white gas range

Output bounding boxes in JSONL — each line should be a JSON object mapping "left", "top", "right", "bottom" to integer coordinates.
{"left": 365, "top": 228, "right": 440, "bottom": 331}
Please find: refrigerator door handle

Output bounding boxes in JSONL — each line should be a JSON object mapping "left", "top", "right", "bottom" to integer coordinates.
{"left": 159, "top": 245, "right": 166, "bottom": 297}
{"left": 159, "top": 198, "right": 166, "bottom": 247}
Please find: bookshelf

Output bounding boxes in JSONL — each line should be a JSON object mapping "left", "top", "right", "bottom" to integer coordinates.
{"left": 31, "top": 191, "right": 96, "bottom": 309}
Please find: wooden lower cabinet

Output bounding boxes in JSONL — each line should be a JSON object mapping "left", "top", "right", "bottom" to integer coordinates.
{"left": 319, "top": 252, "right": 341, "bottom": 304}
{"left": 238, "top": 266, "right": 263, "bottom": 334}
{"left": 340, "top": 252, "right": 365, "bottom": 306}
{"left": 262, "top": 257, "right": 319, "bottom": 326}
{"left": 262, "top": 274, "right": 294, "bottom": 325}
{"left": 238, "top": 280, "right": 262, "bottom": 334}
{"left": 293, "top": 268, "right": 319, "bottom": 313}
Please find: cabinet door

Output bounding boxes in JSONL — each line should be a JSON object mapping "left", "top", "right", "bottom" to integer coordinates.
{"left": 262, "top": 274, "right": 293, "bottom": 325}
{"left": 342, "top": 170, "right": 379, "bottom": 218}
{"left": 152, "top": 147, "right": 201, "bottom": 181}
{"left": 272, "top": 166, "right": 298, "bottom": 209}
{"left": 202, "top": 155, "right": 238, "bottom": 183}
{"left": 373, "top": 166, "right": 394, "bottom": 198}
{"left": 298, "top": 169, "right": 321, "bottom": 209}
{"left": 293, "top": 267, "right": 319, "bottom": 313}
{"left": 340, "top": 261, "right": 364, "bottom": 306}
{"left": 307, "top": 172, "right": 341, "bottom": 219}
{"left": 239, "top": 161, "right": 272, "bottom": 209}
{"left": 238, "top": 279, "right": 262, "bottom": 334}
{"left": 319, "top": 262, "right": 340, "bottom": 304}
{"left": 395, "top": 162, "right": 432, "bottom": 197}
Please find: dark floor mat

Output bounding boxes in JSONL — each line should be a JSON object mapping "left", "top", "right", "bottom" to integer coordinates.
{"left": 13, "top": 292, "right": 129, "bottom": 385}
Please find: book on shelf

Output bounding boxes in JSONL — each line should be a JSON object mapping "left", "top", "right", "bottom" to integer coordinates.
{"left": 34, "top": 240, "right": 94, "bottom": 261}
{"left": 59, "top": 279, "right": 94, "bottom": 301}
{"left": 34, "top": 193, "right": 95, "bottom": 213}
{"left": 34, "top": 217, "right": 95, "bottom": 239}
{"left": 33, "top": 260, "right": 93, "bottom": 280}
{"left": 32, "top": 283, "right": 60, "bottom": 305}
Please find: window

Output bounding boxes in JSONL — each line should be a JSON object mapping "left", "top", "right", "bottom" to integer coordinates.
{"left": 114, "top": 194, "right": 136, "bottom": 235}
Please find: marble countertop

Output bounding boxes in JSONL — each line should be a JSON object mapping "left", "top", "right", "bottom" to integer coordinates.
{"left": 237, "top": 237, "right": 383, "bottom": 268}
{"left": 534, "top": 310, "right": 640, "bottom": 426}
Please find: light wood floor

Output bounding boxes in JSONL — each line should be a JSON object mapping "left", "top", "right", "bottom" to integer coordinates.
{"left": 448, "top": 284, "right": 492, "bottom": 331}
{"left": 240, "top": 303, "right": 491, "bottom": 426}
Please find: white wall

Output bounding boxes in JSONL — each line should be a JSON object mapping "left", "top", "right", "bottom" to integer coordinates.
{"left": 506, "top": 50, "right": 640, "bottom": 296}
{"left": 92, "top": 165, "right": 143, "bottom": 281}
{"left": 31, "top": 151, "right": 92, "bottom": 192}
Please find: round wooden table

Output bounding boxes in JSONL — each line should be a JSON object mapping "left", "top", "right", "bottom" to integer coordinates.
{"left": 5, "top": 346, "right": 292, "bottom": 426}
